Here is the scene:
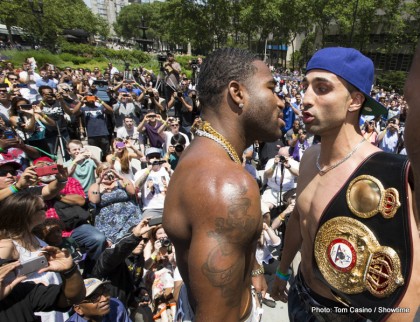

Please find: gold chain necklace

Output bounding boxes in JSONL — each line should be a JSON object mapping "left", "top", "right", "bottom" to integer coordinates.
{"left": 316, "top": 137, "right": 366, "bottom": 175}
{"left": 192, "top": 120, "right": 241, "bottom": 164}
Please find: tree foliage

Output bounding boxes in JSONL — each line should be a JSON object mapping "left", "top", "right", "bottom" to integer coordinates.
{"left": 0, "top": 0, "right": 109, "bottom": 49}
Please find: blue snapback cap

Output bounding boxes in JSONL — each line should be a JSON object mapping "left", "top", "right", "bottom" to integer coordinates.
{"left": 306, "top": 47, "right": 387, "bottom": 116}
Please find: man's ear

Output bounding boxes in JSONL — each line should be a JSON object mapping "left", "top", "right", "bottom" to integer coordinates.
{"left": 227, "top": 80, "right": 245, "bottom": 107}
{"left": 348, "top": 92, "right": 365, "bottom": 112}
{"left": 73, "top": 304, "right": 84, "bottom": 316}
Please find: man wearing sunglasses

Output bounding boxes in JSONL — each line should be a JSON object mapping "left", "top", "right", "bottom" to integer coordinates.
{"left": 0, "top": 153, "right": 67, "bottom": 202}
{"left": 69, "top": 278, "right": 131, "bottom": 322}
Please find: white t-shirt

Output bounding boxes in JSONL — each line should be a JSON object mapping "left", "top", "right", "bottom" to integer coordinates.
{"left": 163, "top": 131, "right": 190, "bottom": 153}
{"left": 264, "top": 157, "right": 299, "bottom": 192}
{"left": 135, "top": 167, "right": 170, "bottom": 209}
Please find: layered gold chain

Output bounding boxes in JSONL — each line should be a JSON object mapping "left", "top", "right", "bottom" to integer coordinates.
{"left": 192, "top": 120, "right": 241, "bottom": 164}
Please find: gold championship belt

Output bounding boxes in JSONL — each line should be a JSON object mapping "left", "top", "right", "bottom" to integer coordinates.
{"left": 313, "top": 154, "right": 412, "bottom": 321}
{"left": 346, "top": 175, "right": 401, "bottom": 219}
{"left": 314, "top": 217, "right": 404, "bottom": 298}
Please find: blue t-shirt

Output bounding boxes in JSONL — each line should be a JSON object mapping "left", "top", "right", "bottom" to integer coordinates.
{"left": 36, "top": 78, "right": 57, "bottom": 89}
{"left": 66, "top": 298, "right": 131, "bottom": 322}
{"left": 282, "top": 105, "right": 296, "bottom": 134}
{"left": 81, "top": 104, "right": 109, "bottom": 137}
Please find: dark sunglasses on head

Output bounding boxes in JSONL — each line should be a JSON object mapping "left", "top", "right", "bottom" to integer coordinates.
{"left": 0, "top": 168, "right": 18, "bottom": 176}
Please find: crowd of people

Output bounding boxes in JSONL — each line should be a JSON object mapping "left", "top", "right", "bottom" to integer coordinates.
{"left": 0, "top": 47, "right": 415, "bottom": 322}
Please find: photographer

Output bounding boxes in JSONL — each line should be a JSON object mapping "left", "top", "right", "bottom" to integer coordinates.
{"left": 0, "top": 238, "right": 85, "bottom": 322}
{"left": 157, "top": 117, "right": 190, "bottom": 154}
{"left": 189, "top": 57, "right": 202, "bottom": 87}
{"left": 142, "top": 87, "right": 166, "bottom": 118}
{"left": 90, "top": 218, "right": 152, "bottom": 307}
{"left": 377, "top": 116, "right": 402, "bottom": 153}
{"left": 88, "top": 163, "right": 140, "bottom": 245}
{"left": 113, "top": 91, "right": 143, "bottom": 129}
{"left": 261, "top": 147, "right": 299, "bottom": 217}
{"left": 134, "top": 148, "right": 171, "bottom": 219}
{"left": 163, "top": 53, "right": 181, "bottom": 91}
{"left": 143, "top": 225, "right": 176, "bottom": 321}
{"left": 167, "top": 81, "right": 193, "bottom": 139}
{"left": 37, "top": 85, "right": 75, "bottom": 156}
{"left": 137, "top": 112, "right": 165, "bottom": 149}
{"left": 71, "top": 95, "right": 114, "bottom": 159}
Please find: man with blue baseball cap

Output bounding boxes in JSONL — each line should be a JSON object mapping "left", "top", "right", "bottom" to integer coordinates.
{"left": 271, "top": 47, "right": 419, "bottom": 321}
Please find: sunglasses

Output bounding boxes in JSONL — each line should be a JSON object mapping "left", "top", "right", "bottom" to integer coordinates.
{"left": 171, "top": 124, "right": 179, "bottom": 127}
{"left": 0, "top": 168, "right": 18, "bottom": 176}
{"left": 81, "top": 285, "right": 110, "bottom": 303}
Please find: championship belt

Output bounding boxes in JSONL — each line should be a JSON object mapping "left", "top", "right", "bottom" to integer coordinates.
{"left": 315, "top": 216, "right": 404, "bottom": 298}
{"left": 313, "top": 153, "right": 413, "bottom": 321}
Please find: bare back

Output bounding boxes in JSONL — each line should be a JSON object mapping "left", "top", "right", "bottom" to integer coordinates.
{"left": 163, "top": 138, "right": 263, "bottom": 321}
{"left": 297, "top": 143, "right": 420, "bottom": 321}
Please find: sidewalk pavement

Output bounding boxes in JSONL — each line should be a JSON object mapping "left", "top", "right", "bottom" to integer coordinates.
{"left": 260, "top": 251, "right": 301, "bottom": 321}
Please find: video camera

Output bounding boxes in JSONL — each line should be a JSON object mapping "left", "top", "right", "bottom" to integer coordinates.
{"left": 190, "top": 59, "right": 198, "bottom": 70}
{"left": 157, "top": 54, "right": 167, "bottom": 63}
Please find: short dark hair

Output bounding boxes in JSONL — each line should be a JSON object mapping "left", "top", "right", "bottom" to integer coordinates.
{"left": 196, "top": 48, "right": 259, "bottom": 109}
{"left": 38, "top": 85, "right": 53, "bottom": 95}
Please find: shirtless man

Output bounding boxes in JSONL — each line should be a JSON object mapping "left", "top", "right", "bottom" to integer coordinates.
{"left": 271, "top": 47, "right": 420, "bottom": 321}
{"left": 163, "top": 48, "right": 284, "bottom": 321}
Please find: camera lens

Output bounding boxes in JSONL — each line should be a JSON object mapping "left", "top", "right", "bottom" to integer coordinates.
{"left": 279, "top": 156, "right": 286, "bottom": 162}
{"left": 175, "top": 144, "right": 184, "bottom": 153}
{"left": 160, "top": 237, "right": 171, "bottom": 247}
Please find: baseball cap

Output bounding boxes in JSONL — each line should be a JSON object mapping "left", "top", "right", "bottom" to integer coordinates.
{"left": 145, "top": 147, "right": 162, "bottom": 157}
{"left": 84, "top": 278, "right": 110, "bottom": 297}
{"left": 0, "top": 153, "right": 21, "bottom": 169}
{"left": 33, "top": 156, "right": 54, "bottom": 165}
{"left": 306, "top": 47, "right": 387, "bottom": 116}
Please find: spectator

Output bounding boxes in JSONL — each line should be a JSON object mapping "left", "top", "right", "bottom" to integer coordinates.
{"left": 108, "top": 62, "right": 119, "bottom": 78}
{"left": 134, "top": 148, "right": 171, "bottom": 219}
{"left": 158, "top": 117, "right": 190, "bottom": 154}
{"left": 0, "top": 83, "right": 12, "bottom": 117}
{"left": 142, "top": 88, "right": 166, "bottom": 118}
{"left": 68, "top": 278, "right": 131, "bottom": 322}
{"left": 72, "top": 95, "right": 114, "bottom": 159}
{"left": 290, "top": 128, "right": 309, "bottom": 162}
{"left": 37, "top": 86, "right": 72, "bottom": 156}
{"left": 167, "top": 134, "right": 186, "bottom": 171}
{"left": 261, "top": 147, "right": 299, "bottom": 216}
{"left": 285, "top": 119, "right": 301, "bottom": 148}
{"left": 0, "top": 192, "right": 71, "bottom": 321}
{"left": 167, "top": 81, "right": 193, "bottom": 139}
{"left": 0, "top": 154, "right": 66, "bottom": 203}
{"left": 113, "top": 92, "right": 142, "bottom": 129}
{"left": 36, "top": 69, "right": 57, "bottom": 89}
{"left": 116, "top": 116, "right": 142, "bottom": 152}
{"left": 361, "top": 118, "right": 379, "bottom": 145}
{"left": 163, "top": 53, "right": 181, "bottom": 99}
{"left": 377, "top": 117, "right": 401, "bottom": 153}
{"left": 32, "top": 156, "right": 107, "bottom": 274}
{"left": 0, "top": 238, "right": 85, "bottom": 322}
{"left": 107, "top": 139, "right": 143, "bottom": 182}
{"left": 143, "top": 225, "right": 176, "bottom": 322}
{"left": 64, "top": 140, "right": 100, "bottom": 195}
{"left": 137, "top": 112, "right": 165, "bottom": 149}
{"left": 91, "top": 218, "right": 151, "bottom": 307}
{"left": 88, "top": 163, "right": 140, "bottom": 244}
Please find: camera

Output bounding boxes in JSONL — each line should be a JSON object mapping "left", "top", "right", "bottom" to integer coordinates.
{"left": 177, "top": 91, "right": 183, "bottom": 98}
{"left": 140, "top": 294, "right": 150, "bottom": 303}
{"left": 159, "top": 237, "right": 171, "bottom": 247}
{"left": 124, "top": 63, "right": 130, "bottom": 71}
{"left": 151, "top": 160, "right": 166, "bottom": 166}
{"left": 3, "top": 130, "right": 15, "bottom": 139}
{"left": 279, "top": 156, "right": 286, "bottom": 163}
{"left": 106, "top": 172, "right": 115, "bottom": 181}
{"left": 175, "top": 144, "right": 184, "bottom": 153}
{"left": 157, "top": 54, "right": 167, "bottom": 63}
{"left": 34, "top": 163, "right": 59, "bottom": 177}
